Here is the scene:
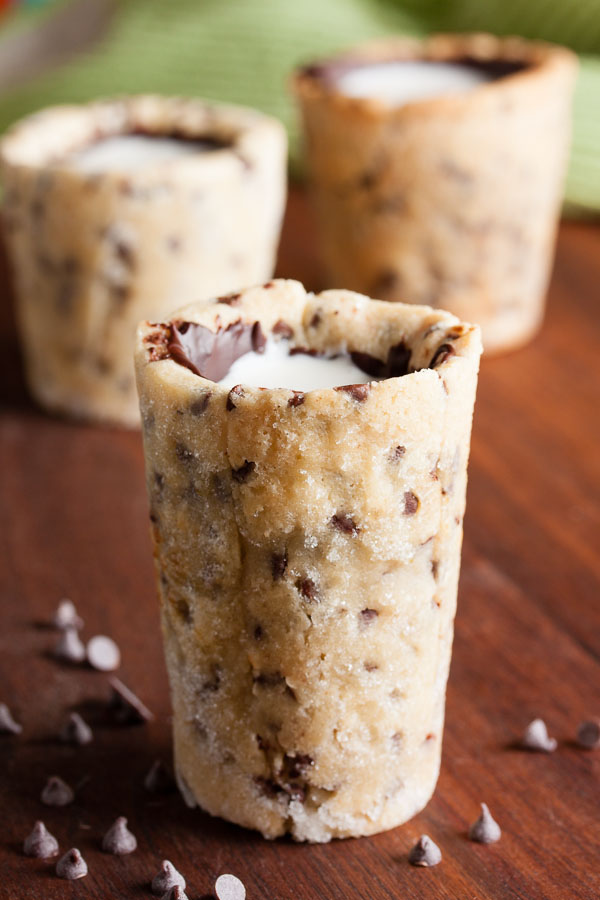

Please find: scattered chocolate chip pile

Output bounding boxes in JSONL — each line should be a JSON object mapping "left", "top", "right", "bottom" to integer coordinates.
{"left": 408, "top": 834, "right": 442, "bottom": 867}
{"left": 40, "top": 775, "right": 74, "bottom": 807}
{"left": 216, "top": 873, "right": 247, "bottom": 900}
{"left": 56, "top": 847, "right": 88, "bottom": 880}
{"left": 0, "top": 702, "right": 22, "bottom": 735}
{"left": 576, "top": 719, "right": 600, "bottom": 750}
{"left": 152, "top": 860, "right": 186, "bottom": 895}
{"left": 469, "top": 803, "right": 501, "bottom": 844}
{"left": 59, "top": 711, "right": 93, "bottom": 745}
{"left": 522, "top": 718, "right": 557, "bottom": 753}
{"left": 23, "top": 821, "right": 59, "bottom": 858}
{"left": 102, "top": 816, "right": 138, "bottom": 855}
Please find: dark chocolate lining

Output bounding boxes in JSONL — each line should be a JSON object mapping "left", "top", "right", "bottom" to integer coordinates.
{"left": 167, "top": 320, "right": 266, "bottom": 382}
{"left": 301, "top": 55, "right": 530, "bottom": 87}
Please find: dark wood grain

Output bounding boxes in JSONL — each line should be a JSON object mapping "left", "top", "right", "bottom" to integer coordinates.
{"left": 1, "top": 189, "right": 599, "bottom": 900}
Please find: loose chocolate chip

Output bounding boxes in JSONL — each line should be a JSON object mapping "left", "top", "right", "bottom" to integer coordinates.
{"left": 273, "top": 319, "right": 294, "bottom": 339}
{"left": 102, "top": 816, "right": 137, "bottom": 854}
{"left": 226, "top": 385, "right": 244, "bottom": 411}
{"left": 175, "top": 443, "right": 194, "bottom": 463}
{"left": 144, "top": 759, "right": 176, "bottom": 793}
{"left": 271, "top": 551, "right": 288, "bottom": 580}
{"left": 162, "top": 887, "right": 189, "bottom": 900}
{"left": 87, "top": 635, "right": 121, "bottom": 672}
{"left": 390, "top": 445, "right": 406, "bottom": 461}
{"left": 330, "top": 513, "right": 359, "bottom": 535}
{"left": 469, "top": 803, "right": 501, "bottom": 844}
{"left": 152, "top": 860, "right": 186, "bottom": 895}
{"left": 59, "top": 712, "right": 93, "bottom": 746}
{"left": 23, "top": 821, "right": 59, "bottom": 858}
{"left": 109, "top": 677, "right": 154, "bottom": 725}
{"left": 430, "top": 343, "right": 455, "bottom": 369}
{"left": 52, "top": 599, "right": 83, "bottom": 631}
{"left": 296, "top": 578, "right": 318, "bottom": 602}
{"left": 521, "top": 718, "right": 557, "bottom": 752}
{"left": 403, "top": 492, "right": 419, "bottom": 515}
{"left": 41, "top": 776, "right": 74, "bottom": 807}
{"left": 334, "top": 383, "right": 371, "bottom": 402}
{"left": 190, "top": 392, "right": 211, "bottom": 415}
{"left": 576, "top": 719, "right": 600, "bottom": 750}
{"left": 288, "top": 391, "right": 305, "bottom": 407}
{"left": 215, "top": 874, "right": 246, "bottom": 900}
{"left": 408, "top": 834, "right": 442, "bottom": 867}
{"left": 360, "top": 609, "right": 379, "bottom": 623}
{"left": 231, "top": 460, "right": 256, "bottom": 483}
{"left": 0, "top": 703, "right": 22, "bottom": 735}
{"left": 54, "top": 627, "right": 86, "bottom": 663}
{"left": 56, "top": 848, "right": 88, "bottom": 880}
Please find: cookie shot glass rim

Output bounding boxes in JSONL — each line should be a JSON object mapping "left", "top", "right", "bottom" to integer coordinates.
{"left": 135, "top": 278, "right": 482, "bottom": 404}
{"left": 291, "top": 32, "right": 577, "bottom": 118}
{"left": 0, "top": 94, "right": 284, "bottom": 187}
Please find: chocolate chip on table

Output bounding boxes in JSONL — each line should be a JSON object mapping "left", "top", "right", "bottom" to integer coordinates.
{"left": 144, "top": 759, "right": 176, "bottom": 793}
{"left": 109, "top": 677, "right": 154, "bottom": 725}
{"left": 408, "top": 834, "right": 442, "bottom": 867}
{"left": 102, "top": 816, "right": 137, "bottom": 854}
{"left": 23, "top": 821, "right": 59, "bottom": 858}
{"left": 334, "top": 383, "right": 371, "bottom": 402}
{"left": 330, "top": 513, "right": 359, "bottom": 535}
{"left": 0, "top": 702, "right": 22, "bottom": 735}
{"left": 54, "top": 626, "right": 86, "bottom": 663}
{"left": 469, "top": 803, "right": 501, "bottom": 844}
{"left": 52, "top": 599, "right": 83, "bottom": 631}
{"left": 403, "top": 492, "right": 420, "bottom": 515}
{"left": 271, "top": 551, "right": 288, "bottom": 580}
{"left": 41, "top": 776, "right": 74, "bottom": 807}
{"left": 521, "top": 718, "right": 557, "bottom": 752}
{"left": 576, "top": 719, "right": 600, "bottom": 750}
{"left": 56, "top": 848, "right": 88, "bottom": 880}
{"left": 87, "top": 635, "right": 121, "bottom": 672}
{"left": 231, "top": 460, "right": 256, "bottom": 483}
{"left": 151, "top": 860, "right": 186, "bottom": 895}
{"left": 216, "top": 873, "right": 246, "bottom": 900}
{"left": 59, "top": 712, "right": 93, "bottom": 746}
{"left": 161, "top": 887, "right": 189, "bottom": 900}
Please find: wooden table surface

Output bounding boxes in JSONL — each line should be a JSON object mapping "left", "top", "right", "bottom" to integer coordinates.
{"left": 1, "top": 189, "right": 599, "bottom": 900}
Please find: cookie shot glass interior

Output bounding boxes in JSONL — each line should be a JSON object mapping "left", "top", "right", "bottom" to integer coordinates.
{"left": 293, "top": 34, "right": 577, "bottom": 354}
{"left": 0, "top": 95, "right": 287, "bottom": 426}
{"left": 135, "top": 279, "right": 482, "bottom": 842}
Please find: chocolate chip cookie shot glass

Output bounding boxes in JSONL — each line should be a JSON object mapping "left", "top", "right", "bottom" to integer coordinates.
{"left": 293, "top": 34, "right": 576, "bottom": 354}
{"left": 0, "top": 96, "right": 287, "bottom": 426}
{"left": 135, "top": 279, "right": 482, "bottom": 842}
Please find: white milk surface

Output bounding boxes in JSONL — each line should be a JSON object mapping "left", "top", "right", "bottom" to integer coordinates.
{"left": 217, "top": 339, "right": 372, "bottom": 392}
{"left": 336, "top": 61, "right": 492, "bottom": 105}
{"left": 66, "top": 134, "right": 214, "bottom": 173}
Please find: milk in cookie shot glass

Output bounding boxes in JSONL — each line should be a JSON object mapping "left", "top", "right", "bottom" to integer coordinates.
{"left": 293, "top": 34, "right": 577, "bottom": 353}
{"left": 135, "top": 279, "right": 482, "bottom": 842}
{"left": 0, "top": 95, "right": 287, "bottom": 426}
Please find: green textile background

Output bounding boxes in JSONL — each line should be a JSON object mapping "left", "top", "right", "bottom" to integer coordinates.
{"left": 0, "top": 0, "right": 598, "bottom": 213}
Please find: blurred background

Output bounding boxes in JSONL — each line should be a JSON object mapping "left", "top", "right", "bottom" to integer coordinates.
{"left": 0, "top": 0, "right": 598, "bottom": 214}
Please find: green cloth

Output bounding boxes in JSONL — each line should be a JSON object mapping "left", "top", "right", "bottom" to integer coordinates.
{"left": 0, "top": 0, "right": 598, "bottom": 213}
